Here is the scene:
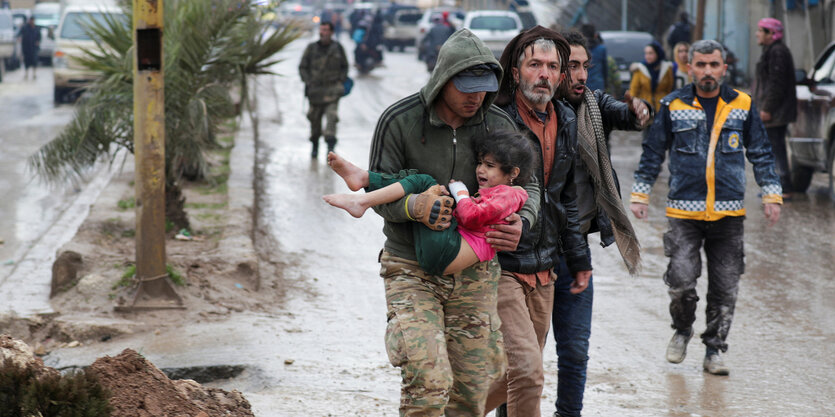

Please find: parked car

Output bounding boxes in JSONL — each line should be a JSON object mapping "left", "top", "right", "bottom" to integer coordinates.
{"left": 277, "top": 2, "right": 317, "bottom": 31}
{"left": 462, "top": 10, "right": 522, "bottom": 59}
{"left": 0, "top": 9, "right": 17, "bottom": 81}
{"left": 53, "top": 3, "right": 126, "bottom": 103}
{"left": 599, "top": 30, "right": 654, "bottom": 91}
{"left": 34, "top": 2, "right": 61, "bottom": 65}
{"left": 383, "top": 8, "right": 422, "bottom": 51}
{"left": 787, "top": 41, "right": 835, "bottom": 199}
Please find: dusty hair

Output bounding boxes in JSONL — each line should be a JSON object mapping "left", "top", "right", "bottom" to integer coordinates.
{"left": 473, "top": 129, "right": 536, "bottom": 187}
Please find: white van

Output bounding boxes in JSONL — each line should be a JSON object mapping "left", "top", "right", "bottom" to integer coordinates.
{"left": 52, "top": 3, "right": 125, "bottom": 103}
{"left": 462, "top": 10, "right": 523, "bottom": 59}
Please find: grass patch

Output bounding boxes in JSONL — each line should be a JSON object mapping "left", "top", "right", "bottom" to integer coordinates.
{"left": 167, "top": 264, "right": 185, "bottom": 286}
{"left": 184, "top": 202, "right": 227, "bottom": 209}
{"left": 195, "top": 212, "right": 223, "bottom": 222}
{"left": 113, "top": 264, "right": 136, "bottom": 290}
{"left": 121, "top": 229, "right": 135, "bottom": 238}
{"left": 117, "top": 197, "right": 136, "bottom": 210}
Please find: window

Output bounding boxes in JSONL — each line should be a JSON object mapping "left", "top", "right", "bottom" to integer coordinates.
{"left": 469, "top": 16, "right": 517, "bottom": 31}
{"left": 61, "top": 12, "right": 124, "bottom": 41}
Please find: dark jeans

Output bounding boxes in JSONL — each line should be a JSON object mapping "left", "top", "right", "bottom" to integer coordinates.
{"left": 766, "top": 125, "right": 792, "bottom": 193}
{"left": 552, "top": 253, "right": 593, "bottom": 417}
{"left": 663, "top": 217, "right": 744, "bottom": 352}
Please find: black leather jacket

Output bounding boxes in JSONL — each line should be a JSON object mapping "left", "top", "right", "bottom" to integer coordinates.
{"left": 497, "top": 98, "right": 591, "bottom": 274}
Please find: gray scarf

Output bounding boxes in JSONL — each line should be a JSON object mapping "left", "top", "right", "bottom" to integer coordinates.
{"left": 576, "top": 88, "right": 642, "bottom": 275}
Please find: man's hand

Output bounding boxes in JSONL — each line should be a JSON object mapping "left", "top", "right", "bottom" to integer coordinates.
{"left": 630, "top": 202, "right": 649, "bottom": 219}
{"left": 625, "top": 92, "right": 651, "bottom": 127}
{"left": 485, "top": 213, "right": 522, "bottom": 252}
{"left": 764, "top": 202, "right": 781, "bottom": 227}
{"left": 760, "top": 110, "right": 772, "bottom": 122}
{"left": 409, "top": 185, "right": 453, "bottom": 231}
{"left": 570, "top": 270, "right": 593, "bottom": 294}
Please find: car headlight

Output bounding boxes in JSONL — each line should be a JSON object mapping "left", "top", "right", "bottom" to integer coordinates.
{"left": 53, "top": 51, "right": 67, "bottom": 68}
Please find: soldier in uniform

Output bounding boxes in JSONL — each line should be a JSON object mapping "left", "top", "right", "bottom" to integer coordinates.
{"left": 368, "top": 29, "right": 540, "bottom": 416}
{"left": 299, "top": 21, "right": 349, "bottom": 157}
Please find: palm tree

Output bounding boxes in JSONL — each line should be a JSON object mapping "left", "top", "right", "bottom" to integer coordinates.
{"left": 28, "top": 0, "right": 299, "bottom": 229}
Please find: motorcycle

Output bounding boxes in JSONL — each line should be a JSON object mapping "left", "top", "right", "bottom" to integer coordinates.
{"left": 355, "top": 41, "right": 383, "bottom": 75}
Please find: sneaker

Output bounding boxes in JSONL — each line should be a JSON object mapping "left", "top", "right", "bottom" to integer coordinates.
{"left": 666, "top": 329, "right": 693, "bottom": 363}
{"left": 703, "top": 351, "right": 730, "bottom": 375}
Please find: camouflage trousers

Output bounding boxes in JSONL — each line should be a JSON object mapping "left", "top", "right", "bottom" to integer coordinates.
{"left": 307, "top": 99, "right": 339, "bottom": 140}
{"left": 663, "top": 217, "right": 745, "bottom": 352}
{"left": 380, "top": 251, "right": 507, "bottom": 417}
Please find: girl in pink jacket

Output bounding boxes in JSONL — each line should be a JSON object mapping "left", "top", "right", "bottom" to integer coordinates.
{"left": 323, "top": 129, "right": 535, "bottom": 275}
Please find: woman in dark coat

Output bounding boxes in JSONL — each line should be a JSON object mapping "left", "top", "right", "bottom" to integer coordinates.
{"left": 17, "top": 17, "right": 41, "bottom": 79}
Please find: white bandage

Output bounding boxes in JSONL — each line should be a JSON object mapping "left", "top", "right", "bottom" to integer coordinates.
{"left": 448, "top": 181, "right": 470, "bottom": 203}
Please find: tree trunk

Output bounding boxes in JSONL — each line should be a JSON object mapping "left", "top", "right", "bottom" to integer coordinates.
{"left": 165, "top": 181, "right": 190, "bottom": 233}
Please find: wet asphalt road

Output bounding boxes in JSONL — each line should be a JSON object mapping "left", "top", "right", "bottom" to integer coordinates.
{"left": 0, "top": 67, "right": 75, "bottom": 279}
{"left": 243, "top": 33, "right": 835, "bottom": 416}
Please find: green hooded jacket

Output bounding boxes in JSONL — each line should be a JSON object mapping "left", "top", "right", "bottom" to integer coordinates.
{"left": 368, "top": 29, "right": 541, "bottom": 261}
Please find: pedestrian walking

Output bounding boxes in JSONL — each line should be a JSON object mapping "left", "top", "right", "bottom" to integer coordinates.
{"left": 672, "top": 41, "right": 691, "bottom": 89}
{"left": 483, "top": 26, "right": 592, "bottom": 417}
{"left": 545, "top": 29, "right": 649, "bottom": 417}
{"left": 579, "top": 23, "right": 607, "bottom": 93}
{"left": 17, "top": 16, "right": 40, "bottom": 80}
{"left": 753, "top": 17, "right": 797, "bottom": 200}
{"left": 298, "top": 21, "right": 348, "bottom": 158}
{"left": 629, "top": 40, "right": 674, "bottom": 117}
{"left": 630, "top": 40, "right": 783, "bottom": 376}
{"left": 367, "top": 28, "right": 539, "bottom": 416}
{"left": 666, "top": 12, "right": 692, "bottom": 52}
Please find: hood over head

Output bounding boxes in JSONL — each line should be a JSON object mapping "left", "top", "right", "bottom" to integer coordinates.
{"left": 420, "top": 29, "right": 504, "bottom": 111}
{"left": 495, "top": 25, "right": 570, "bottom": 106}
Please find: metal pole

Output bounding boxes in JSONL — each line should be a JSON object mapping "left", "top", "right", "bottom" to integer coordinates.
{"left": 621, "top": 0, "right": 626, "bottom": 31}
{"left": 118, "top": 0, "right": 184, "bottom": 311}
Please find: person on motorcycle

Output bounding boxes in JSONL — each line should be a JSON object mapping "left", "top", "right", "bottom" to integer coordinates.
{"left": 421, "top": 12, "right": 456, "bottom": 72}
{"left": 354, "top": 10, "right": 385, "bottom": 73}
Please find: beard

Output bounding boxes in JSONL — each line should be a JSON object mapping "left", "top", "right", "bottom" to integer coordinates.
{"left": 696, "top": 75, "right": 720, "bottom": 92}
{"left": 519, "top": 76, "right": 556, "bottom": 106}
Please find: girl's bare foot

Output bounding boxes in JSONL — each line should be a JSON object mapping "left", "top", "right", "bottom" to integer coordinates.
{"left": 322, "top": 194, "right": 370, "bottom": 218}
{"left": 327, "top": 152, "right": 368, "bottom": 191}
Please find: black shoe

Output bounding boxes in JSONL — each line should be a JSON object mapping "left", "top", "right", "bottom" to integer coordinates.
{"left": 310, "top": 140, "right": 319, "bottom": 158}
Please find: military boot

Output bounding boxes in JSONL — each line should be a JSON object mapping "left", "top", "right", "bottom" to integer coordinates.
{"left": 310, "top": 137, "right": 320, "bottom": 158}
{"left": 325, "top": 136, "right": 337, "bottom": 153}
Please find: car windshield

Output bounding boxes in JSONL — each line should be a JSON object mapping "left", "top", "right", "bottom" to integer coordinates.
{"left": 0, "top": 14, "right": 12, "bottom": 30}
{"left": 61, "top": 12, "right": 122, "bottom": 40}
{"left": 398, "top": 12, "right": 421, "bottom": 24}
{"left": 603, "top": 35, "right": 653, "bottom": 66}
{"left": 469, "top": 16, "right": 516, "bottom": 31}
{"left": 812, "top": 44, "right": 835, "bottom": 84}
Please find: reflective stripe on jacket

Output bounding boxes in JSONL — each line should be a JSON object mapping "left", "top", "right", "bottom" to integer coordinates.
{"left": 630, "top": 84, "right": 783, "bottom": 221}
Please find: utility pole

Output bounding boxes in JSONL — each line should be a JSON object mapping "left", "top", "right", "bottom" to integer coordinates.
{"left": 117, "top": 0, "right": 184, "bottom": 311}
{"left": 695, "top": 0, "right": 706, "bottom": 41}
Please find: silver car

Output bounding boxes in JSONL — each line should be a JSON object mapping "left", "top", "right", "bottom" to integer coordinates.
{"left": 0, "top": 9, "right": 16, "bottom": 81}
{"left": 34, "top": 2, "right": 61, "bottom": 65}
{"left": 788, "top": 41, "right": 835, "bottom": 199}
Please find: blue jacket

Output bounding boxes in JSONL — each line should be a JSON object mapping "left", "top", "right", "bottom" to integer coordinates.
{"left": 630, "top": 83, "right": 783, "bottom": 221}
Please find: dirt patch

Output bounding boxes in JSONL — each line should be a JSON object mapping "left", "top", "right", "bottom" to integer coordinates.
{"left": 89, "top": 348, "right": 254, "bottom": 417}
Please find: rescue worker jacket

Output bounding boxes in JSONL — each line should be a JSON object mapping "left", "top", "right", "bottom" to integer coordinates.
{"left": 496, "top": 98, "right": 591, "bottom": 275}
{"left": 367, "top": 29, "right": 540, "bottom": 263}
{"left": 631, "top": 83, "right": 783, "bottom": 221}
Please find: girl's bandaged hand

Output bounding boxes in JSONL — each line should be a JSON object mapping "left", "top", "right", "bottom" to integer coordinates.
{"left": 448, "top": 180, "right": 470, "bottom": 203}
